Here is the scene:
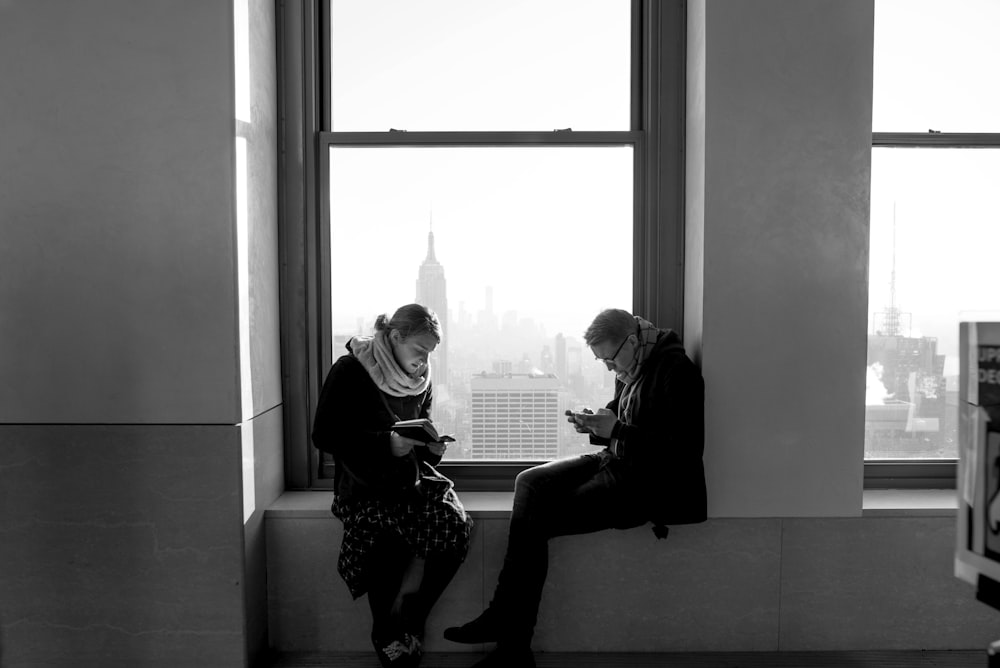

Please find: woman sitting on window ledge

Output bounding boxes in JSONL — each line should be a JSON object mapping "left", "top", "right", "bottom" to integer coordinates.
{"left": 312, "top": 304, "right": 472, "bottom": 668}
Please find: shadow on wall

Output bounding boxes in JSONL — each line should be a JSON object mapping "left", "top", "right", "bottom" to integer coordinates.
{"left": 687, "top": 340, "right": 703, "bottom": 369}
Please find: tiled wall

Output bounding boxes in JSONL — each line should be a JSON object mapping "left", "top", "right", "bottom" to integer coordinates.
{"left": 0, "top": 426, "right": 247, "bottom": 667}
{"left": 266, "top": 498, "right": 1000, "bottom": 653}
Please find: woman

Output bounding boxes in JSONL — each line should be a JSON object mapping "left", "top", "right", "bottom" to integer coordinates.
{"left": 312, "top": 303, "right": 472, "bottom": 668}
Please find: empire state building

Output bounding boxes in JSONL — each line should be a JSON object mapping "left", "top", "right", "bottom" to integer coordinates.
{"left": 416, "top": 227, "right": 448, "bottom": 382}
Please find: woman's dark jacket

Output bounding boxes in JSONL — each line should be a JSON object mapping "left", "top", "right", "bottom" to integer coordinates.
{"left": 312, "top": 352, "right": 443, "bottom": 503}
{"left": 592, "top": 329, "right": 707, "bottom": 526}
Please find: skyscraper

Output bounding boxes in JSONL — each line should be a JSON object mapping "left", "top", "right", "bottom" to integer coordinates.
{"left": 477, "top": 286, "right": 497, "bottom": 333}
{"left": 864, "top": 207, "right": 948, "bottom": 457}
{"left": 866, "top": 333, "right": 947, "bottom": 456}
{"left": 416, "top": 224, "right": 448, "bottom": 381}
{"left": 555, "top": 333, "right": 567, "bottom": 381}
{"left": 540, "top": 344, "right": 554, "bottom": 375}
{"left": 470, "top": 372, "right": 560, "bottom": 460}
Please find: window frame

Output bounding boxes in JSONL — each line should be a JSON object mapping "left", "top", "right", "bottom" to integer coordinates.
{"left": 863, "top": 131, "right": 1000, "bottom": 489}
{"left": 278, "top": 0, "right": 687, "bottom": 490}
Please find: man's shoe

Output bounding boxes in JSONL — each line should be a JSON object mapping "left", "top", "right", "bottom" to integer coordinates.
{"left": 469, "top": 646, "right": 535, "bottom": 668}
{"left": 443, "top": 608, "right": 499, "bottom": 644}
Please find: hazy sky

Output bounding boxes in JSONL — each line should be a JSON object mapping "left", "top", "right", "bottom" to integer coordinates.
{"left": 324, "top": 0, "right": 1000, "bottom": 371}
{"left": 329, "top": 145, "right": 633, "bottom": 339}
{"left": 873, "top": 0, "right": 1000, "bottom": 133}
{"left": 327, "top": 0, "right": 633, "bottom": 339}
{"left": 329, "top": 0, "right": 629, "bottom": 132}
{"left": 870, "top": 0, "right": 1000, "bottom": 376}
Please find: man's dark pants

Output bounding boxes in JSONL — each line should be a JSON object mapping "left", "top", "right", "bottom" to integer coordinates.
{"left": 490, "top": 453, "right": 646, "bottom": 645}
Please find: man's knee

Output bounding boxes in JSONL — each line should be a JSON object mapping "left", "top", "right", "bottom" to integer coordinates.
{"left": 513, "top": 465, "right": 547, "bottom": 498}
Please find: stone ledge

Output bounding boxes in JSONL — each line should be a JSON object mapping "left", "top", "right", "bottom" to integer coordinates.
{"left": 264, "top": 490, "right": 513, "bottom": 519}
{"left": 265, "top": 489, "right": 957, "bottom": 519}
{"left": 269, "top": 649, "right": 985, "bottom": 668}
{"left": 861, "top": 489, "right": 956, "bottom": 517}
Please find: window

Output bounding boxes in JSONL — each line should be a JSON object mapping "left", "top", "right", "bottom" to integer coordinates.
{"left": 326, "top": 145, "right": 631, "bottom": 463}
{"left": 278, "top": 1, "right": 685, "bottom": 489}
{"left": 866, "top": 0, "right": 1000, "bottom": 487}
{"left": 328, "top": 1, "right": 630, "bottom": 132}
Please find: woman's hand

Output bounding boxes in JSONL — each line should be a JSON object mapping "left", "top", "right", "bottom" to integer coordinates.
{"left": 426, "top": 441, "right": 448, "bottom": 457}
{"left": 389, "top": 431, "right": 424, "bottom": 457}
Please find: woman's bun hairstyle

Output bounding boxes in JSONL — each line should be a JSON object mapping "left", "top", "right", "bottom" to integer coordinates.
{"left": 377, "top": 304, "right": 442, "bottom": 342}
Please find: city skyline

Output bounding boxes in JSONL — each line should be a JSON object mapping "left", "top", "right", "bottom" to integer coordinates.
{"left": 333, "top": 221, "right": 616, "bottom": 461}
{"left": 416, "top": 223, "right": 449, "bottom": 381}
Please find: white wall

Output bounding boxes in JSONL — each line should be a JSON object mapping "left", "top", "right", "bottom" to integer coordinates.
{"left": 268, "top": 503, "right": 1000, "bottom": 653}
{"left": 0, "top": 0, "right": 239, "bottom": 424}
{"left": 684, "top": 0, "right": 706, "bottom": 365}
{"left": 0, "top": 1, "right": 281, "bottom": 665}
{"left": 690, "top": 0, "right": 874, "bottom": 517}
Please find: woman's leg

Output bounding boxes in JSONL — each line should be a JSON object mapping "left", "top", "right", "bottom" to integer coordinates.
{"left": 393, "top": 556, "right": 425, "bottom": 619}
{"left": 366, "top": 533, "right": 411, "bottom": 644}
{"left": 400, "top": 552, "right": 463, "bottom": 640}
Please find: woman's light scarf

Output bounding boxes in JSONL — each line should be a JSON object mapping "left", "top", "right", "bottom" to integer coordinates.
{"left": 349, "top": 330, "right": 430, "bottom": 398}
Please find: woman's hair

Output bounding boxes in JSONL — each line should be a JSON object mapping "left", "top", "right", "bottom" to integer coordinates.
{"left": 583, "top": 308, "right": 636, "bottom": 346}
{"left": 374, "top": 303, "right": 442, "bottom": 342}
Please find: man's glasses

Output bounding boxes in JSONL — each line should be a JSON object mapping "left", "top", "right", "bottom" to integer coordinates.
{"left": 594, "top": 336, "right": 629, "bottom": 364}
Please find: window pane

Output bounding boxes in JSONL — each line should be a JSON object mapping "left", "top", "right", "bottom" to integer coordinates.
{"left": 329, "top": 146, "right": 632, "bottom": 460}
{"left": 865, "top": 147, "right": 1000, "bottom": 459}
{"left": 329, "top": 0, "right": 630, "bottom": 131}
{"left": 873, "top": 0, "right": 1000, "bottom": 132}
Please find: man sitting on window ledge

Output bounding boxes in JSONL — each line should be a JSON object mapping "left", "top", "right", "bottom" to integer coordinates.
{"left": 444, "top": 308, "right": 707, "bottom": 668}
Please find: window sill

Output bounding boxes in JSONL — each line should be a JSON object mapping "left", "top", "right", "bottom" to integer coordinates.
{"left": 265, "top": 490, "right": 514, "bottom": 520}
{"left": 266, "top": 489, "right": 957, "bottom": 519}
{"left": 861, "top": 489, "right": 956, "bottom": 517}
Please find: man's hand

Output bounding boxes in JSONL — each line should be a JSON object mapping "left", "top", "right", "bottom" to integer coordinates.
{"left": 389, "top": 431, "right": 424, "bottom": 457}
{"left": 566, "top": 408, "right": 593, "bottom": 433}
{"left": 566, "top": 408, "right": 618, "bottom": 439}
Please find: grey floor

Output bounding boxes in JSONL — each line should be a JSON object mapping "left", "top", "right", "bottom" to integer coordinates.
{"left": 270, "top": 650, "right": 987, "bottom": 667}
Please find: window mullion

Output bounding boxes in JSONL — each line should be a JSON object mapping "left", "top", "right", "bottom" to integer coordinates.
{"left": 873, "top": 132, "right": 1000, "bottom": 148}
{"left": 321, "top": 130, "right": 642, "bottom": 147}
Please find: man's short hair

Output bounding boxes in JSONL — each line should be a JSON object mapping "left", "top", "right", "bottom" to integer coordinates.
{"left": 584, "top": 308, "right": 636, "bottom": 346}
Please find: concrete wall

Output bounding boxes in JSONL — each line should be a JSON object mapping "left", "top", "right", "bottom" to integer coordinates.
{"left": 684, "top": 0, "right": 706, "bottom": 365}
{"left": 266, "top": 497, "right": 1000, "bottom": 652}
{"left": 0, "top": 1, "right": 281, "bottom": 666}
{"left": 688, "top": 0, "right": 874, "bottom": 517}
{"left": 239, "top": 0, "right": 284, "bottom": 663}
{"left": 263, "top": 0, "right": 993, "bottom": 656}
{"left": 0, "top": 0, "right": 989, "bottom": 663}
{"left": 0, "top": 1, "right": 238, "bottom": 426}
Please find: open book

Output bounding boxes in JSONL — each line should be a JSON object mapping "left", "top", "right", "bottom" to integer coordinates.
{"left": 392, "top": 418, "right": 456, "bottom": 444}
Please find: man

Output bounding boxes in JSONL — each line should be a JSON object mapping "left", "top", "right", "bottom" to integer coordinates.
{"left": 444, "top": 308, "right": 707, "bottom": 667}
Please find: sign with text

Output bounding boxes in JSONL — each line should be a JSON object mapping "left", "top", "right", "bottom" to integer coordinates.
{"left": 957, "top": 322, "right": 1000, "bottom": 590}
